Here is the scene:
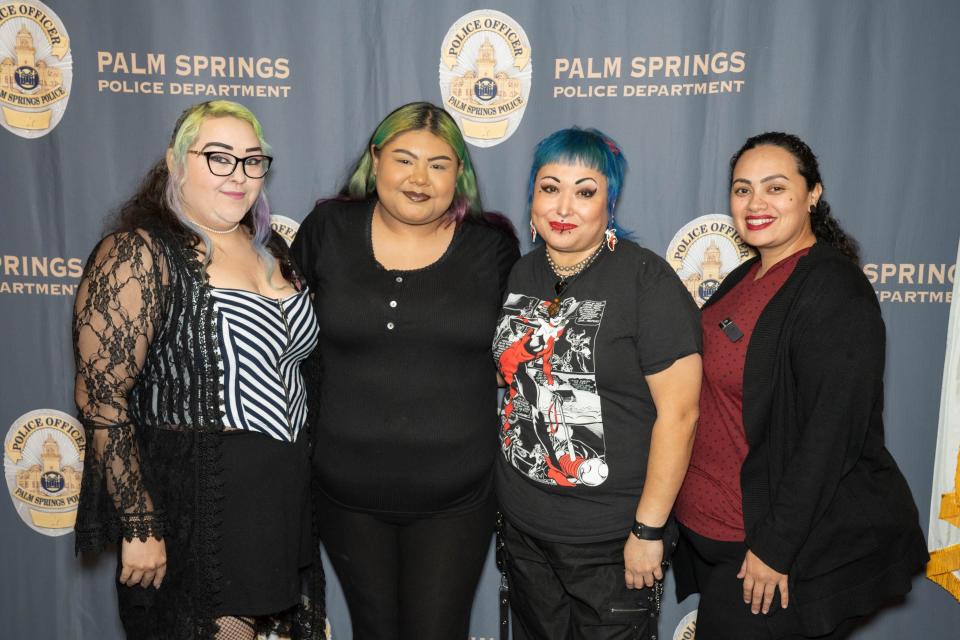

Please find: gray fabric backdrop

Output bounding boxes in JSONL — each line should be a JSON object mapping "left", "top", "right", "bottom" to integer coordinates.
{"left": 1, "top": 1, "right": 958, "bottom": 637}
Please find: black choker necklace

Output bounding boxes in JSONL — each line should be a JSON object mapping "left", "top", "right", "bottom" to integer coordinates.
{"left": 545, "top": 243, "right": 605, "bottom": 316}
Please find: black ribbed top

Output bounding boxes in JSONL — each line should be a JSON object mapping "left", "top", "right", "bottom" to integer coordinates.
{"left": 291, "top": 199, "right": 519, "bottom": 514}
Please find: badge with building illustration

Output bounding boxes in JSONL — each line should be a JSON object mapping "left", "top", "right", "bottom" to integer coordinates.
{"left": 439, "top": 10, "right": 531, "bottom": 147}
{"left": 0, "top": 0, "right": 72, "bottom": 138}
{"left": 666, "top": 214, "right": 756, "bottom": 307}
{"left": 4, "top": 409, "right": 84, "bottom": 536}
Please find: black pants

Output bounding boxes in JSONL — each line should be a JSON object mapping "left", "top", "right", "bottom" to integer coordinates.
{"left": 501, "top": 518, "right": 658, "bottom": 640}
{"left": 316, "top": 491, "right": 495, "bottom": 640}
{"left": 678, "top": 524, "right": 861, "bottom": 640}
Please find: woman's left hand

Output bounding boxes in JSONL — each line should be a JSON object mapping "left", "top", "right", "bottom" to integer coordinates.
{"left": 623, "top": 535, "right": 663, "bottom": 589}
{"left": 738, "top": 549, "right": 789, "bottom": 614}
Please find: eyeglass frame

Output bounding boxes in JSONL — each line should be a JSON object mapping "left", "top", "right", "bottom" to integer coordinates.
{"left": 187, "top": 149, "right": 274, "bottom": 179}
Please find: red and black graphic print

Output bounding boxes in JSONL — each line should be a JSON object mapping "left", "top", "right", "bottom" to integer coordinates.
{"left": 494, "top": 294, "right": 608, "bottom": 487}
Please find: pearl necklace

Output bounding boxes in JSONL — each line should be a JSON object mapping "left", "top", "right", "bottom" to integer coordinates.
{"left": 545, "top": 242, "right": 605, "bottom": 316}
{"left": 191, "top": 219, "right": 240, "bottom": 235}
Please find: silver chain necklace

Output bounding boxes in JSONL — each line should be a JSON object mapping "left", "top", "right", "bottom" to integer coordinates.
{"left": 546, "top": 241, "right": 606, "bottom": 279}
{"left": 546, "top": 242, "right": 603, "bottom": 278}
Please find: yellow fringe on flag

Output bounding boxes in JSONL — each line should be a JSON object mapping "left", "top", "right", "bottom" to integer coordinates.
{"left": 941, "top": 449, "right": 960, "bottom": 527}
{"left": 927, "top": 544, "right": 960, "bottom": 600}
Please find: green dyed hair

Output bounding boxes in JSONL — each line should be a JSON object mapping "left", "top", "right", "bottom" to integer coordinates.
{"left": 165, "top": 100, "right": 275, "bottom": 261}
{"left": 342, "top": 102, "right": 483, "bottom": 223}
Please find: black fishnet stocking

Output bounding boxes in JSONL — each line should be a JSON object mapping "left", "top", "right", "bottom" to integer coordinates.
{"left": 214, "top": 616, "right": 256, "bottom": 640}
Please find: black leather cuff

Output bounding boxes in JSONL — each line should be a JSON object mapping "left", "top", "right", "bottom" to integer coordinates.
{"left": 631, "top": 520, "right": 665, "bottom": 541}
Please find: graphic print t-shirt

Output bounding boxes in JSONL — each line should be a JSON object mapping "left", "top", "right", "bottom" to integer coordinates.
{"left": 494, "top": 242, "right": 701, "bottom": 543}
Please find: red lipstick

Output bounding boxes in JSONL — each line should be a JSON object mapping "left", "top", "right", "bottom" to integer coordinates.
{"left": 550, "top": 222, "right": 577, "bottom": 232}
{"left": 744, "top": 215, "right": 775, "bottom": 231}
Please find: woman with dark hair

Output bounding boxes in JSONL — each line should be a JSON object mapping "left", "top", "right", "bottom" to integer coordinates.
{"left": 493, "top": 127, "right": 702, "bottom": 640}
{"left": 673, "top": 132, "right": 928, "bottom": 639}
{"left": 74, "top": 100, "right": 324, "bottom": 639}
{"left": 290, "top": 101, "right": 519, "bottom": 639}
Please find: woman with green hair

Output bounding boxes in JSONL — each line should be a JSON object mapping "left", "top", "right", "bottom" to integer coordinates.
{"left": 291, "top": 101, "right": 518, "bottom": 639}
{"left": 74, "top": 100, "right": 324, "bottom": 639}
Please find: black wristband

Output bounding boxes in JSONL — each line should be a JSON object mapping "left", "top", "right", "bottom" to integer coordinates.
{"left": 631, "top": 520, "right": 665, "bottom": 541}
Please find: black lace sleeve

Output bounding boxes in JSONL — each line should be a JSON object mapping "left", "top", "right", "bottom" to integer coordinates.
{"left": 73, "top": 230, "right": 166, "bottom": 552}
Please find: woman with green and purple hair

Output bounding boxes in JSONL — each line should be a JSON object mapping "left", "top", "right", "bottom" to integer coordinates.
{"left": 74, "top": 100, "right": 324, "bottom": 639}
{"left": 291, "top": 101, "right": 518, "bottom": 639}
{"left": 492, "top": 127, "right": 702, "bottom": 640}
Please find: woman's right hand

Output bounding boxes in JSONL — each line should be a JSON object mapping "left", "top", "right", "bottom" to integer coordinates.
{"left": 120, "top": 536, "right": 167, "bottom": 588}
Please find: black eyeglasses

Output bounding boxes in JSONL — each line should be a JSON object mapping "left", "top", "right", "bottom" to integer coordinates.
{"left": 187, "top": 150, "right": 273, "bottom": 179}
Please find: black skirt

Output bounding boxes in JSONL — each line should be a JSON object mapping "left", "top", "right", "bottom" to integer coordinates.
{"left": 214, "top": 429, "right": 312, "bottom": 617}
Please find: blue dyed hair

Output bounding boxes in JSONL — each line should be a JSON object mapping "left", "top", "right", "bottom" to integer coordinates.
{"left": 526, "top": 127, "right": 628, "bottom": 224}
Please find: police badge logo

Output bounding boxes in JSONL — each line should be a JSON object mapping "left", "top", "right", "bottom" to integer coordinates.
{"left": 673, "top": 610, "right": 698, "bottom": 640}
{"left": 666, "top": 214, "right": 756, "bottom": 307}
{"left": 270, "top": 214, "right": 300, "bottom": 246}
{"left": 439, "top": 10, "right": 531, "bottom": 147}
{"left": 0, "top": 1, "right": 73, "bottom": 138}
{"left": 4, "top": 409, "right": 85, "bottom": 536}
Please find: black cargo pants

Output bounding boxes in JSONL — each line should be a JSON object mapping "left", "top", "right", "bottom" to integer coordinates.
{"left": 501, "top": 518, "right": 662, "bottom": 640}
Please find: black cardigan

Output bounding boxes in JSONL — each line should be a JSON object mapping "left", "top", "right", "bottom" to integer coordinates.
{"left": 677, "top": 243, "right": 927, "bottom": 637}
{"left": 74, "top": 224, "right": 325, "bottom": 638}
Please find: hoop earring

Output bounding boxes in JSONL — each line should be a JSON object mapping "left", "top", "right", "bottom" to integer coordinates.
{"left": 530, "top": 220, "right": 538, "bottom": 243}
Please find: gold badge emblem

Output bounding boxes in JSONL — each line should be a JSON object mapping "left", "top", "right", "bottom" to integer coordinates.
{"left": 666, "top": 214, "right": 756, "bottom": 307}
{"left": 4, "top": 409, "right": 84, "bottom": 535}
{"left": 439, "top": 10, "right": 531, "bottom": 147}
{"left": 0, "top": 1, "right": 72, "bottom": 138}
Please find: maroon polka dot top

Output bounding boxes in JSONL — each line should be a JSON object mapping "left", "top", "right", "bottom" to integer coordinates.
{"left": 675, "top": 247, "right": 809, "bottom": 541}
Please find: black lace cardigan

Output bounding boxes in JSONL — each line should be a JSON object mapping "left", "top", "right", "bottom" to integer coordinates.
{"left": 73, "top": 223, "right": 324, "bottom": 639}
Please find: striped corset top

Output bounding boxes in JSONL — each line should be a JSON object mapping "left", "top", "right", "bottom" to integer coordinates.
{"left": 210, "top": 286, "right": 319, "bottom": 442}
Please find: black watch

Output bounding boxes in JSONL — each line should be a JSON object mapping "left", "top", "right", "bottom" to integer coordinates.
{"left": 631, "top": 520, "right": 665, "bottom": 541}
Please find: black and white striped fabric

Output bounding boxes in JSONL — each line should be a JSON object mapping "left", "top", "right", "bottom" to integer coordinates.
{"left": 210, "top": 286, "right": 318, "bottom": 442}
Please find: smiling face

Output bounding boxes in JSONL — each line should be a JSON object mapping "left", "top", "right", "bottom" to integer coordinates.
{"left": 531, "top": 162, "right": 608, "bottom": 265}
{"left": 173, "top": 116, "right": 264, "bottom": 231}
{"left": 730, "top": 144, "right": 822, "bottom": 262}
{"left": 371, "top": 129, "right": 459, "bottom": 228}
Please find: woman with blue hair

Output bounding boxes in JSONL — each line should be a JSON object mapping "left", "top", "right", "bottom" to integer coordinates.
{"left": 493, "top": 127, "right": 703, "bottom": 639}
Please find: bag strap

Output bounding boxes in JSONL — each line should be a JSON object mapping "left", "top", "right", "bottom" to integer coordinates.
{"left": 495, "top": 511, "right": 510, "bottom": 639}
